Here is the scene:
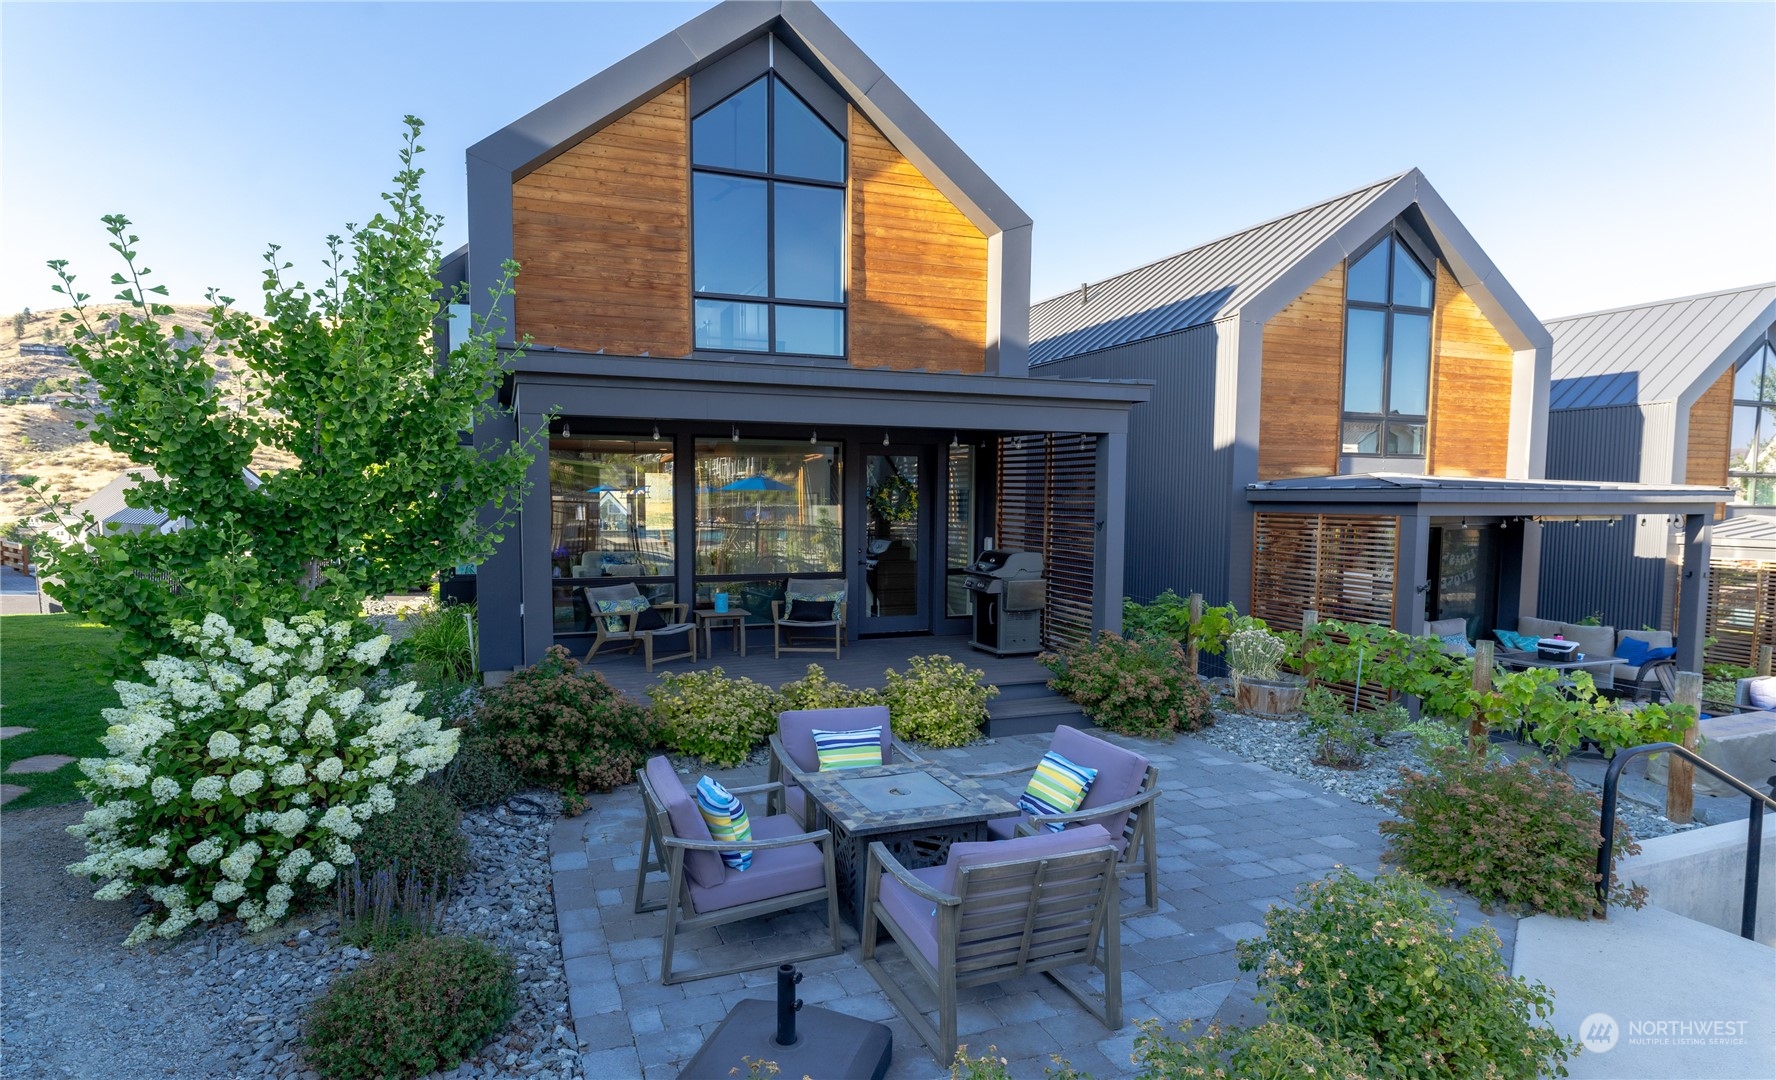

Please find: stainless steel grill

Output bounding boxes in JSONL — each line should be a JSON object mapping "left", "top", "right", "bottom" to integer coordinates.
{"left": 964, "top": 550, "right": 1045, "bottom": 656}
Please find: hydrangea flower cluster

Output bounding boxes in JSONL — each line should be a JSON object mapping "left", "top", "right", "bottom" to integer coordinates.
{"left": 66, "top": 612, "right": 459, "bottom": 944}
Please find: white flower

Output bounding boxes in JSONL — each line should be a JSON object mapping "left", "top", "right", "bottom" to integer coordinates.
{"left": 93, "top": 878, "right": 133, "bottom": 901}
{"left": 219, "top": 841, "right": 262, "bottom": 881}
{"left": 190, "top": 775, "right": 226, "bottom": 802}
{"left": 236, "top": 681, "right": 277, "bottom": 712}
{"left": 305, "top": 861, "right": 337, "bottom": 888}
{"left": 272, "top": 763, "right": 306, "bottom": 788}
{"left": 195, "top": 901, "right": 220, "bottom": 922}
{"left": 313, "top": 757, "right": 344, "bottom": 783}
{"left": 277, "top": 848, "right": 314, "bottom": 882}
{"left": 316, "top": 805, "right": 358, "bottom": 834}
{"left": 207, "top": 731, "right": 241, "bottom": 759}
{"left": 365, "top": 754, "right": 397, "bottom": 779}
{"left": 150, "top": 777, "right": 181, "bottom": 804}
{"left": 211, "top": 880, "right": 246, "bottom": 904}
{"left": 291, "top": 791, "right": 312, "bottom": 807}
{"left": 347, "top": 636, "right": 390, "bottom": 666}
{"left": 187, "top": 837, "right": 224, "bottom": 865}
{"left": 228, "top": 770, "right": 264, "bottom": 797}
{"left": 271, "top": 808, "right": 308, "bottom": 837}
{"left": 304, "top": 711, "right": 336, "bottom": 744}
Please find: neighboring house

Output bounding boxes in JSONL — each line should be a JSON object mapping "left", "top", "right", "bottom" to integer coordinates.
{"left": 452, "top": 1, "right": 1151, "bottom": 672}
{"left": 1541, "top": 284, "right": 1776, "bottom": 657}
{"left": 38, "top": 467, "right": 263, "bottom": 545}
{"left": 1029, "top": 170, "right": 1725, "bottom": 670}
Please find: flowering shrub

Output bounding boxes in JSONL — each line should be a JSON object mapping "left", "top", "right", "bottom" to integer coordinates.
{"left": 1237, "top": 868, "right": 1576, "bottom": 1079}
{"left": 650, "top": 666, "right": 780, "bottom": 768}
{"left": 776, "top": 663, "right": 883, "bottom": 712}
{"left": 1118, "top": 1019, "right": 1366, "bottom": 1080}
{"left": 66, "top": 613, "right": 459, "bottom": 943}
{"left": 301, "top": 933, "right": 516, "bottom": 1079}
{"left": 353, "top": 783, "right": 469, "bottom": 888}
{"left": 1379, "top": 749, "right": 1647, "bottom": 918}
{"left": 883, "top": 655, "right": 997, "bottom": 747}
{"left": 1225, "top": 625, "right": 1288, "bottom": 685}
{"left": 1041, "top": 632, "right": 1211, "bottom": 737}
{"left": 473, "top": 645, "right": 653, "bottom": 812}
{"left": 439, "top": 731, "right": 521, "bottom": 809}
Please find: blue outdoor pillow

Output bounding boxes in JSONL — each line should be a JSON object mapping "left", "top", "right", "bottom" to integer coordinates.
{"left": 1615, "top": 637, "right": 1651, "bottom": 666}
{"left": 1495, "top": 629, "right": 1539, "bottom": 652}
{"left": 1439, "top": 633, "right": 1476, "bottom": 657}
{"left": 1643, "top": 646, "right": 1676, "bottom": 663}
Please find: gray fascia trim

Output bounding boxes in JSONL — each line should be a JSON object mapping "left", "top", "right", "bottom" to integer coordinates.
{"left": 1238, "top": 174, "right": 1415, "bottom": 329}
{"left": 465, "top": 151, "right": 515, "bottom": 346}
{"left": 1244, "top": 486, "right": 1728, "bottom": 514}
{"left": 1673, "top": 300, "right": 1776, "bottom": 413}
{"left": 510, "top": 353, "right": 1149, "bottom": 407}
{"left": 989, "top": 224, "right": 1033, "bottom": 374}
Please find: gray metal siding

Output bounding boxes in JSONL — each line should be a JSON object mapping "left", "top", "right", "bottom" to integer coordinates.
{"left": 1036, "top": 323, "right": 1235, "bottom": 607}
{"left": 1536, "top": 519, "right": 1667, "bottom": 632}
{"left": 1544, "top": 405, "right": 1648, "bottom": 483}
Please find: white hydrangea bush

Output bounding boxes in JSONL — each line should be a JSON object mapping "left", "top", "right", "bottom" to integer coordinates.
{"left": 66, "top": 612, "right": 459, "bottom": 944}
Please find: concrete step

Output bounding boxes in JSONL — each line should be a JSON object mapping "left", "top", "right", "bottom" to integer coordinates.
{"left": 1512, "top": 903, "right": 1776, "bottom": 1078}
{"left": 984, "top": 678, "right": 1090, "bottom": 738}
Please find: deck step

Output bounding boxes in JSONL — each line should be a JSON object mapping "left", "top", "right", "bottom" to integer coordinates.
{"left": 984, "top": 678, "right": 1090, "bottom": 737}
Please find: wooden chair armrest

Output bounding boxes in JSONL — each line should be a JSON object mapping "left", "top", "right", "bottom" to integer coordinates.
{"left": 964, "top": 761, "right": 1036, "bottom": 780}
{"left": 889, "top": 737, "right": 926, "bottom": 765}
{"left": 771, "top": 600, "right": 785, "bottom": 621}
{"left": 767, "top": 734, "right": 817, "bottom": 786}
{"left": 664, "top": 828, "right": 831, "bottom": 854}
{"left": 653, "top": 601, "right": 689, "bottom": 624}
{"left": 1012, "top": 785, "right": 1162, "bottom": 833}
{"left": 724, "top": 780, "right": 785, "bottom": 798}
{"left": 866, "top": 841, "right": 958, "bottom": 907}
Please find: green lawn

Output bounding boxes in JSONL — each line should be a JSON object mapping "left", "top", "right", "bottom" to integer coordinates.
{"left": 0, "top": 613, "right": 122, "bottom": 810}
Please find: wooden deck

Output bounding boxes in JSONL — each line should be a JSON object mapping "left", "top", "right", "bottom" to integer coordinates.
{"left": 580, "top": 631, "right": 1050, "bottom": 701}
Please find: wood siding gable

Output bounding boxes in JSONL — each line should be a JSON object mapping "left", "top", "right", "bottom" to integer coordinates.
{"left": 511, "top": 81, "right": 691, "bottom": 358}
{"left": 1258, "top": 264, "right": 1345, "bottom": 480}
{"left": 1427, "top": 264, "right": 1514, "bottom": 477}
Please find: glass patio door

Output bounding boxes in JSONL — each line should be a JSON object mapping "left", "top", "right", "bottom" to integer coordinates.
{"left": 860, "top": 447, "right": 928, "bottom": 634}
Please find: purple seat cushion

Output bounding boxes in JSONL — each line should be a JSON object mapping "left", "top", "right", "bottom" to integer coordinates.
{"left": 986, "top": 815, "right": 1023, "bottom": 841}
{"left": 778, "top": 707, "right": 892, "bottom": 773}
{"left": 783, "top": 785, "right": 808, "bottom": 823}
{"left": 1050, "top": 727, "right": 1148, "bottom": 849}
{"left": 877, "top": 825, "right": 1115, "bottom": 969}
{"left": 646, "top": 756, "right": 723, "bottom": 890}
{"left": 686, "top": 813, "right": 825, "bottom": 915}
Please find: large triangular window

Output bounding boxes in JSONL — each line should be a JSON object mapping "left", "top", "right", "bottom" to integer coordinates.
{"left": 691, "top": 75, "right": 846, "bottom": 358}
{"left": 1340, "top": 233, "right": 1435, "bottom": 458}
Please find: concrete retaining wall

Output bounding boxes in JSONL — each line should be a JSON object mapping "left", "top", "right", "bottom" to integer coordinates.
{"left": 1618, "top": 817, "right": 1776, "bottom": 946}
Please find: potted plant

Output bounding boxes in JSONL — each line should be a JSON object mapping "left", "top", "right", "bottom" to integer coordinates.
{"left": 1226, "top": 624, "right": 1304, "bottom": 717}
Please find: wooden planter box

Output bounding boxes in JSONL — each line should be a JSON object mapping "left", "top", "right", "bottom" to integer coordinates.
{"left": 1234, "top": 676, "right": 1305, "bottom": 718}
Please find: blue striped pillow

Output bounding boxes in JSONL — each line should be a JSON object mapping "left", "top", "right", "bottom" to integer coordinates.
{"left": 1017, "top": 751, "right": 1098, "bottom": 832}
{"left": 694, "top": 776, "right": 752, "bottom": 871}
{"left": 812, "top": 726, "right": 882, "bottom": 771}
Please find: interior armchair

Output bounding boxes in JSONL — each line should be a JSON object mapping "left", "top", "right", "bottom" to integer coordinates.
{"left": 772, "top": 577, "right": 848, "bottom": 660}
{"left": 582, "top": 583, "right": 695, "bottom": 672}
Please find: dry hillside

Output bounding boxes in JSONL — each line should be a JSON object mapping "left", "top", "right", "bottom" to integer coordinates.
{"left": 1, "top": 305, "right": 294, "bottom": 528}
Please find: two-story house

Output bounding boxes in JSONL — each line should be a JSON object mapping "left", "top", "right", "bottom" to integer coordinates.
{"left": 451, "top": 1, "right": 1150, "bottom": 672}
{"left": 1029, "top": 171, "right": 1725, "bottom": 670}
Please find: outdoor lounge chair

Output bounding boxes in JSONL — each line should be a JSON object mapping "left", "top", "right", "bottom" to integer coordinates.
{"left": 766, "top": 706, "right": 925, "bottom": 828}
{"left": 969, "top": 726, "right": 1161, "bottom": 916}
{"left": 860, "top": 824, "right": 1124, "bottom": 1064}
{"left": 581, "top": 583, "right": 695, "bottom": 672}
{"left": 772, "top": 577, "right": 847, "bottom": 660}
{"left": 632, "top": 757, "right": 842, "bottom": 985}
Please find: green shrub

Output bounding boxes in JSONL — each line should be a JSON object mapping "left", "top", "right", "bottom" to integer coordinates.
{"left": 473, "top": 645, "right": 654, "bottom": 812}
{"left": 1238, "top": 868, "right": 1576, "bottom": 1079}
{"left": 1299, "top": 687, "right": 1405, "bottom": 768}
{"left": 438, "top": 732, "right": 522, "bottom": 809}
{"left": 335, "top": 863, "right": 449, "bottom": 950}
{"left": 776, "top": 663, "right": 882, "bottom": 712}
{"left": 353, "top": 783, "right": 470, "bottom": 888}
{"left": 401, "top": 602, "right": 477, "bottom": 685}
{"left": 1379, "top": 749, "right": 1646, "bottom": 918}
{"left": 882, "top": 655, "right": 996, "bottom": 747}
{"left": 1041, "top": 631, "right": 1211, "bottom": 738}
{"left": 650, "top": 667, "right": 779, "bottom": 768}
{"left": 1123, "top": 1019, "right": 1366, "bottom": 1080}
{"left": 302, "top": 934, "right": 517, "bottom": 1080}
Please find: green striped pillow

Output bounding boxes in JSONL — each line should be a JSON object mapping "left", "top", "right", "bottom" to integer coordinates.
{"left": 812, "top": 726, "right": 882, "bottom": 771}
{"left": 694, "top": 776, "right": 752, "bottom": 871}
{"left": 1018, "top": 750, "right": 1098, "bottom": 832}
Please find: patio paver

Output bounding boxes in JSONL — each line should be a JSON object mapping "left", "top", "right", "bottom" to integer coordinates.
{"left": 549, "top": 728, "right": 1516, "bottom": 1076}
{"left": 4, "top": 754, "right": 74, "bottom": 774}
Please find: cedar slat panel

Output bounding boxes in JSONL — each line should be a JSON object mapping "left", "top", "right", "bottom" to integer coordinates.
{"left": 1687, "top": 367, "right": 1733, "bottom": 519}
{"left": 511, "top": 80, "right": 691, "bottom": 357}
{"left": 849, "top": 107, "right": 988, "bottom": 374}
{"left": 1427, "top": 265, "right": 1513, "bottom": 477}
{"left": 1258, "top": 264, "right": 1345, "bottom": 480}
{"left": 1703, "top": 560, "right": 1776, "bottom": 670}
{"left": 995, "top": 435, "right": 1098, "bottom": 649}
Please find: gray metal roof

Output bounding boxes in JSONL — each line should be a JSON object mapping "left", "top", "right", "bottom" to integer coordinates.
{"left": 1547, "top": 284, "right": 1776, "bottom": 410}
{"left": 1713, "top": 513, "right": 1776, "bottom": 562}
{"left": 1244, "top": 471, "right": 1727, "bottom": 513}
{"left": 73, "top": 471, "right": 170, "bottom": 531}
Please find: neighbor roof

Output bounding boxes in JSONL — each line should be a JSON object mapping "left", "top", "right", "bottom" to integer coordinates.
{"left": 1028, "top": 169, "right": 1548, "bottom": 366}
{"left": 1547, "top": 284, "right": 1776, "bottom": 411}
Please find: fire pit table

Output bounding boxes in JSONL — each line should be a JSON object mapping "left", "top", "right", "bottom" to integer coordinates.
{"left": 798, "top": 761, "right": 1018, "bottom": 929}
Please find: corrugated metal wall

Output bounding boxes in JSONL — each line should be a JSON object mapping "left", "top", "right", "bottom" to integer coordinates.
{"left": 1036, "top": 323, "right": 1237, "bottom": 607}
{"left": 1539, "top": 405, "right": 1670, "bottom": 630}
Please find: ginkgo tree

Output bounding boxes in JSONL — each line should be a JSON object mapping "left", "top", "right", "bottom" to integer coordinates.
{"left": 27, "top": 117, "right": 540, "bottom": 662}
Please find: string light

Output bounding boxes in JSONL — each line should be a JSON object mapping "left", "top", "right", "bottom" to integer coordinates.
{"left": 732, "top": 425, "right": 740, "bottom": 443}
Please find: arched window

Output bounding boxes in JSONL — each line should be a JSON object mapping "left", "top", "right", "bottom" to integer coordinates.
{"left": 1340, "top": 233, "right": 1435, "bottom": 458}
{"left": 1730, "top": 340, "right": 1776, "bottom": 504}
{"left": 691, "top": 74, "right": 846, "bottom": 358}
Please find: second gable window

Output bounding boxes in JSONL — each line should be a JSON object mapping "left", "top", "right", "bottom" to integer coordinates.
{"left": 691, "top": 75, "right": 846, "bottom": 358}
{"left": 1340, "top": 233, "right": 1434, "bottom": 457}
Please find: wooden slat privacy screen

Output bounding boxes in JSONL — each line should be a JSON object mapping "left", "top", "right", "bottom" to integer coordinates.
{"left": 1252, "top": 513, "right": 1400, "bottom": 709}
{"left": 1703, "top": 560, "right": 1776, "bottom": 670}
{"left": 994, "top": 435, "right": 1097, "bottom": 649}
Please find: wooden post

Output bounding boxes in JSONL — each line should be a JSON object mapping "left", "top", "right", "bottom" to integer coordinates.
{"left": 1185, "top": 592, "right": 1203, "bottom": 675}
{"left": 1759, "top": 645, "right": 1772, "bottom": 678}
{"left": 1300, "top": 609, "right": 1318, "bottom": 686}
{"left": 1470, "top": 639, "right": 1494, "bottom": 757}
{"left": 1667, "top": 671, "right": 1704, "bottom": 825}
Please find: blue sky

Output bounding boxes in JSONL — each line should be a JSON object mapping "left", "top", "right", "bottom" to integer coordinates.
{"left": 2, "top": 2, "right": 1771, "bottom": 323}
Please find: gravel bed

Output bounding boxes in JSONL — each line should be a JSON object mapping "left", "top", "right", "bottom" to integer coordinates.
{"left": 2, "top": 792, "right": 584, "bottom": 1080}
{"left": 1192, "top": 700, "right": 1697, "bottom": 841}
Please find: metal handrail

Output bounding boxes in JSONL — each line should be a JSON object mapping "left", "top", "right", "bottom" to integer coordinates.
{"left": 1598, "top": 743, "right": 1776, "bottom": 940}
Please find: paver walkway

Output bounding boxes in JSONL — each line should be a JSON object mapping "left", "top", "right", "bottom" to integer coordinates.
{"left": 547, "top": 729, "right": 1512, "bottom": 1078}
{"left": 0, "top": 724, "right": 37, "bottom": 805}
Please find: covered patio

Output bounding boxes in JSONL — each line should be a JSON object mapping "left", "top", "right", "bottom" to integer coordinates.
{"left": 1244, "top": 473, "right": 1731, "bottom": 672}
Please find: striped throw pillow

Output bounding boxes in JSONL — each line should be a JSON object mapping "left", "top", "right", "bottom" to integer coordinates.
{"left": 1017, "top": 751, "right": 1098, "bottom": 832}
{"left": 812, "top": 726, "right": 882, "bottom": 771}
{"left": 694, "top": 776, "right": 752, "bottom": 871}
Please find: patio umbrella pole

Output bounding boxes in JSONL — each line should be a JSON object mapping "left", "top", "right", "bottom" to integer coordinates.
{"left": 776, "top": 964, "right": 803, "bottom": 1046}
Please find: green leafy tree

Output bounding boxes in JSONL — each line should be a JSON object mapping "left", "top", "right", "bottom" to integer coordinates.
{"left": 26, "top": 117, "right": 537, "bottom": 663}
